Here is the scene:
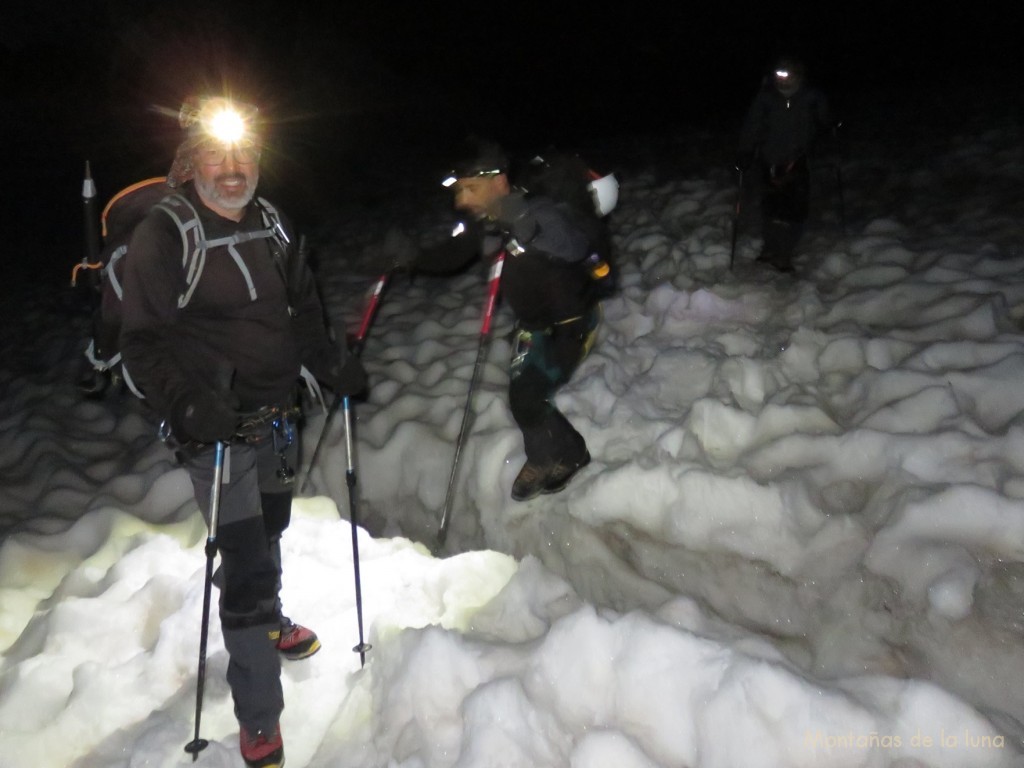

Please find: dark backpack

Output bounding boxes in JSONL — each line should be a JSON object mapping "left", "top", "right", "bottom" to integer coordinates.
{"left": 517, "top": 152, "right": 620, "bottom": 301}
{"left": 73, "top": 177, "right": 289, "bottom": 397}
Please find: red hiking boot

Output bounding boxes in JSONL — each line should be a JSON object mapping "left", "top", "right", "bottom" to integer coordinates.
{"left": 239, "top": 722, "right": 284, "bottom": 768}
{"left": 275, "top": 617, "right": 321, "bottom": 660}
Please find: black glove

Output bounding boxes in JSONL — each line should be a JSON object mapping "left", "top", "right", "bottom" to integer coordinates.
{"left": 381, "top": 228, "right": 420, "bottom": 272}
{"left": 171, "top": 388, "right": 240, "bottom": 444}
{"left": 490, "top": 192, "right": 537, "bottom": 241}
{"left": 313, "top": 349, "right": 368, "bottom": 397}
{"left": 734, "top": 151, "right": 755, "bottom": 172}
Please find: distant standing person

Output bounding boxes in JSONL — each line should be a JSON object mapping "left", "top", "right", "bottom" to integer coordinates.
{"left": 736, "top": 56, "right": 832, "bottom": 272}
{"left": 119, "top": 95, "right": 367, "bottom": 768}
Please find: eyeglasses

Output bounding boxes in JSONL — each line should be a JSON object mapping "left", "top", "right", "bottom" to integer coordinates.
{"left": 196, "top": 139, "right": 261, "bottom": 166}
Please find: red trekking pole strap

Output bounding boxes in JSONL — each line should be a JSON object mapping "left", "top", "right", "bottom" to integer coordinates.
{"left": 480, "top": 251, "right": 505, "bottom": 336}
{"left": 352, "top": 272, "right": 389, "bottom": 355}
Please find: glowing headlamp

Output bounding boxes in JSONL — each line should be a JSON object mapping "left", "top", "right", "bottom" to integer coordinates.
{"left": 442, "top": 169, "right": 502, "bottom": 188}
{"left": 206, "top": 107, "right": 247, "bottom": 143}
{"left": 179, "top": 97, "right": 258, "bottom": 143}
{"left": 775, "top": 69, "right": 790, "bottom": 80}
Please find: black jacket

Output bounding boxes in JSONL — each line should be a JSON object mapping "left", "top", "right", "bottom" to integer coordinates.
{"left": 119, "top": 185, "right": 335, "bottom": 420}
{"left": 738, "top": 84, "right": 831, "bottom": 167}
{"left": 417, "top": 194, "right": 597, "bottom": 330}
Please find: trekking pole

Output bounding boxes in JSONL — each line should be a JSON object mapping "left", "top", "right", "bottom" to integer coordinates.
{"left": 812, "top": 160, "right": 846, "bottom": 237}
{"left": 729, "top": 166, "right": 744, "bottom": 270}
{"left": 826, "top": 121, "right": 846, "bottom": 236}
{"left": 298, "top": 270, "right": 390, "bottom": 495}
{"left": 184, "top": 439, "right": 226, "bottom": 761}
{"left": 437, "top": 251, "right": 505, "bottom": 549}
{"left": 833, "top": 163, "right": 847, "bottom": 236}
{"left": 341, "top": 394, "right": 372, "bottom": 667}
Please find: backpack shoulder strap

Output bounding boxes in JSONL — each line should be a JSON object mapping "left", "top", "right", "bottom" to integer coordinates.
{"left": 255, "top": 196, "right": 291, "bottom": 252}
{"left": 104, "top": 243, "right": 130, "bottom": 301}
{"left": 254, "top": 197, "right": 300, "bottom": 310}
{"left": 153, "top": 193, "right": 207, "bottom": 309}
{"left": 151, "top": 193, "right": 294, "bottom": 310}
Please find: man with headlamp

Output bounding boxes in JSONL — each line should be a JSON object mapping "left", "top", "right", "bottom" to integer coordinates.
{"left": 383, "top": 137, "right": 605, "bottom": 503}
{"left": 120, "top": 95, "right": 367, "bottom": 768}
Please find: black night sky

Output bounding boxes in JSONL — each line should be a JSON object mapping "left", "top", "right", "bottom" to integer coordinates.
{"left": 2, "top": 2, "right": 1021, "bottom": 294}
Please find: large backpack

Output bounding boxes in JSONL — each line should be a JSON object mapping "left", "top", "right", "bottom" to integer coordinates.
{"left": 516, "top": 151, "right": 620, "bottom": 301}
{"left": 72, "top": 177, "right": 290, "bottom": 397}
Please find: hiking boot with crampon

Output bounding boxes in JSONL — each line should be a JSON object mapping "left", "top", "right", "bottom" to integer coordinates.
{"left": 543, "top": 452, "right": 591, "bottom": 495}
{"left": 275, "top": 617, "right": 321, "bottom": 660}
{"left": 511, "top": 461, "right": 549, "bottom": 502}
{"left": 239, "top": 722, "right": 284, "bottom": 768}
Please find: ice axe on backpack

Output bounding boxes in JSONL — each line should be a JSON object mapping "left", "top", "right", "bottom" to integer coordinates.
{"left": 74, "top": 161, "right": 102, "bottom": 289}
{"left": 72, "top": 161, "right": 111, "bottom": 396}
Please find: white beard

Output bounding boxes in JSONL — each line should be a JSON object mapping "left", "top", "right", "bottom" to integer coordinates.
{"left": 193, "top": 171, "right": 257, "bottom": 213}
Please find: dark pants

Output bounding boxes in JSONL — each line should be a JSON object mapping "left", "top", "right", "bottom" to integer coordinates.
{"left": 184, "top": 425, "right": 298, "bottom": 733}
{"left": 509, "top": 308, "right": 598, "bottom": 467}
{"left": 759, "top": 156, "right": 810, "bottom": 267}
